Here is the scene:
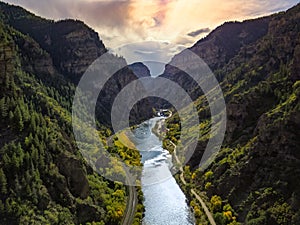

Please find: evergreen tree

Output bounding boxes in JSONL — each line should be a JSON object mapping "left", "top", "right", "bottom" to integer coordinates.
{"left": 8, "top": 110, "right": 13, "bottom": 122}
{"left": 0, "top": 98, "right": 7, "bottom": 119}
{"left": 0, "top": 168, "right": 8, "bottom": 195}
{"left": 14, "top": 106, "right": 24, "bottom": 131}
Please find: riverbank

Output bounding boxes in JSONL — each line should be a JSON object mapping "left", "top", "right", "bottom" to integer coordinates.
{"left": 172, "top": 141, "right": 216, "bottom": 225}
{"left": 134, "top": 117, "right": 194, "bottom": 225}
{"left": 151, "top": 110, "right": 173, "bottom": 140}
{"left": 117, "top": 130, "right": 137, "bottom": 150}
{"left": 151, "top": 117, "right": 166, "bottom": 140}
{"left": 153, "top": 118, "right": 216, "bottom": 225}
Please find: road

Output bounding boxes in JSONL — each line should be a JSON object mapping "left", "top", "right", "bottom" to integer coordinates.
{"left": 106, "top": 134, "right": 138, "bottom": 225}
{"left": 121, "top": 169, "right": 138, "bottom": 225}
{"left": 191, "top": 189, "right": 216, "bottom": 225}
{"left": 170, "top": 141, "right": 216, "bottom": 225}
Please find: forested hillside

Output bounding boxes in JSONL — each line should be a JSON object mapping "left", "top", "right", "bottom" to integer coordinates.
{"left": 163, "top": 4, "right": 300, "bottom": 225}
{"left": 0, "top": 2, "right": 152, "bottom": 127}
{"left": 1, "top": 1, "right": 299, "bottom": 225}
{"left": 0, "top": 2, "right": 144, "bottom": 224}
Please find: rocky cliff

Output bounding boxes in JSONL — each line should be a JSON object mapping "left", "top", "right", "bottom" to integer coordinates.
{"left": 0, "top": 3, "right": 106, "bottom": 82}
{"left": 161, "top": 16, "right": 270, "bottom": 101}
{"left": 0, "top": 2, "right": 152, "bottom": 127}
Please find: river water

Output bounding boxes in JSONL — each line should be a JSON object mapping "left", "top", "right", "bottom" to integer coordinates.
{"left": 132, "top": 117, "right": 194, "bottom": 225}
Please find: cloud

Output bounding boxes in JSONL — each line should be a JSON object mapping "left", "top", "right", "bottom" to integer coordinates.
{"left": 173, "top": 35, "right": 194, "bottom": 46}
{"left": 5, "top": 0, "right": 133, "bottom": 28}
{"left": 4, "top": 0, "right": 298, "bottom": 48}
{"left": 3, "top": 0, "right": 299, "bottom": 75}
{"left": 75, "top": 1, "right": 132, "bottom": 28}
{"left": 134, "top": 50, "right": 163, "bottom": 55}
{"left": 112, "top": 40, "right": 182, "bottom": 76}
{"left": 187, "top": 28, "right": 211, "bottom": 37}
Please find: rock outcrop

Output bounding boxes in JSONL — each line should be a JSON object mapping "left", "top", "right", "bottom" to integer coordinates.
{"left": 128, "top": 62, "right": 151, "bottom": 78}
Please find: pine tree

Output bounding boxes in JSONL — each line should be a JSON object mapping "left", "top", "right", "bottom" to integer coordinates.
{"left": 0, "top": 98, "right": 8, "bottom": 119}
{"left": 11, "top": 153, "right": 20, "bottom": 171}
{"left": 29, "top": 115, "right": 36, "bottom": 132}
{"left": 2, "top": 153, "right": 10, "bottom": 169}
{"left": 8, "top": 110, "right": 13, "bottom": 122}
{"left": 5, "top": 74, "right": 11, "bottom": 89}
{"left": 0, "top": 200, "right": 4, "bottom": 213}
{"left": 16, "top": 143, "right": 24, "bottom": 166}
{"left": 0, "top": 168, "right": 8, "bottom": 195}
{"left": 14, "top": 175, "right": 21, "bottom": 193}
{"left": 24, "top": 133, "right": 33, "bottom": 147}
{"left": 24, "top": 152, "right": 31, "bottom": 169}
{"left": 14, "top": 106, "right": 24, "bottom": 131}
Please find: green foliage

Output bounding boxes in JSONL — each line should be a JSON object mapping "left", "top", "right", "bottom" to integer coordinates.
{"left": 214, "top": 212, "right": 227, "bottom": 225}
{"left": 204, "top": 171, "right": 213, "bottom": 180}
{"left": 0, "top": 10, "right": 144, "bottom": 224}
{"left": 204, "top": 182, "right": 212, "bottom": 190}
{"left": 0, "top": 169, "right": 7, "bottom": 195}
{"left": 210, "top": 195, "right": 222, "bottom": 213}
{"left": 162, "top": 4, "right": 300, "bottom": 225}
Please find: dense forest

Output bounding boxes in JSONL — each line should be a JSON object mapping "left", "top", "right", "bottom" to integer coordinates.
{"left": 0, "top": 1, "right": 300, "bottom": 225}
{"left": 163, "top": 3, "right": 300, "bottom": 225}
{"left": 0, "top": 2, "right": 144, "bottom": 224}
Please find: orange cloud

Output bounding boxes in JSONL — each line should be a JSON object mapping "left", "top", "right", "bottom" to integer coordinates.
{"left": 3, "top": 0, "right": 299, "bottom": 66}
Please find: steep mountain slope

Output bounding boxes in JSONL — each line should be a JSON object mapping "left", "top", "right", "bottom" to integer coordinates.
{"left": 163, "top": 4, "right": 300, "bottom": 225}
{"left": 161, "top": 16, "right": 270, "bottom": 101}
{"left": 0, "top": 3, "right": 106, "bottom": 82}
{"left": 0, "top": 2, "right": 145, "bottom": 224}
{"left": 0, "top": 2, "right": 152, "bottom": 127}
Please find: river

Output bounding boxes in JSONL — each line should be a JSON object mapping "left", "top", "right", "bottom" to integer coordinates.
{"left": 131, "top": 117, "right": 195, "bottom": 225}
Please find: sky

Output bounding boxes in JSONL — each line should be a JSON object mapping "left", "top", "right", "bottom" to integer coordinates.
{"left": 4, "top": 0, "right": 299, "bottom": 75}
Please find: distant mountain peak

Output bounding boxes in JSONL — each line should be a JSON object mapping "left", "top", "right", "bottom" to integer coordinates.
{"left": 128, "top": 62, "right": 151, "bottom": 78}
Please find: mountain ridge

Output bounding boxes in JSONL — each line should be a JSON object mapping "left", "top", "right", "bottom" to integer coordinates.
{"left": 0, "top": 1, "right": 299, "bottom": 224}
{"left": 0, "top": 2, "right": 145, "bottom": 224}
{"left": 162, "top": 3, "right": 300, "bottom": 225}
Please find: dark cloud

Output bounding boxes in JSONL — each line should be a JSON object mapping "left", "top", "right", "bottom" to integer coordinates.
{"left": 187, "top": 28, "right": 210, "bottom": 37}
{"left": 4, "top": 0, "right": 73, "bottom": 19}
{"left": 4, "top": 0, "right": 133, "bottom": 28}
{"left": 173, "top": 36, "right": 195, "bottom": 46}
{"left": 75, "top": 1, "right": 132, "bottom": 29}
{"left": 134, "top": 50, "right": 161, "bottom": 56}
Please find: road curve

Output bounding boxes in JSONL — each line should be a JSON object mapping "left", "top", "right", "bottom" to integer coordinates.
{"left": 171, "top": 141, "right": 216, "bottom": 225}
{"left": 191, "top": 189, "right": 216, "bottom": 225}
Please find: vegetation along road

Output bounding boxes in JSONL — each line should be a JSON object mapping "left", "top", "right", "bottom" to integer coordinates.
{"left": 121, "top": 173, "right": 138, "bottom": 225}
{"left": 171, "top": 140, "right": 216, "bottom": 225}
